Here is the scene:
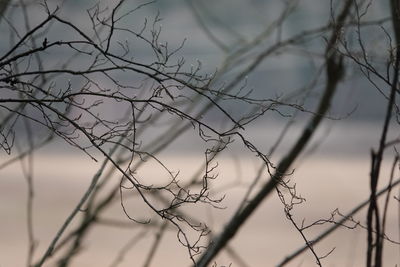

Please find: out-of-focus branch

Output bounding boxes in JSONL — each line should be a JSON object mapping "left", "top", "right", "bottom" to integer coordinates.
{"left": 0, "top": 0, "right": 11, "bottom": 22}
{"left": 195, "top": 1, "right": 353, "bottom": 266}
{"left": 186, "top": 0, "right": 229, "bottom": 52}
{"left": 34, "top": 137, "right": 122, "bottom": 267}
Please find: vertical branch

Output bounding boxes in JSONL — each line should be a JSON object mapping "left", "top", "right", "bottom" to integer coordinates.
{"left": 366, "top": 1, "right": 400, "bottom": 266}
{"left": 381, "top": 156, "right": 399, "bottom": 254}
{"left": 17, "top": 118, "right": 36, "bottom": 267}
{"left": 23, "top": 123, "right": 36, "bottom": 267}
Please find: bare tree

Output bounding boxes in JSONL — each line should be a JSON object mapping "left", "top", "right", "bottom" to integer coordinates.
{"left": 0, "top": 0, "right": 399, "bottom": 266}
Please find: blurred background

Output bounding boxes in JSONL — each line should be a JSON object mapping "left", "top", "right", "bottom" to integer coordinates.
{"left": 0, "top": 0, "right": 399, "bottom": 266}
